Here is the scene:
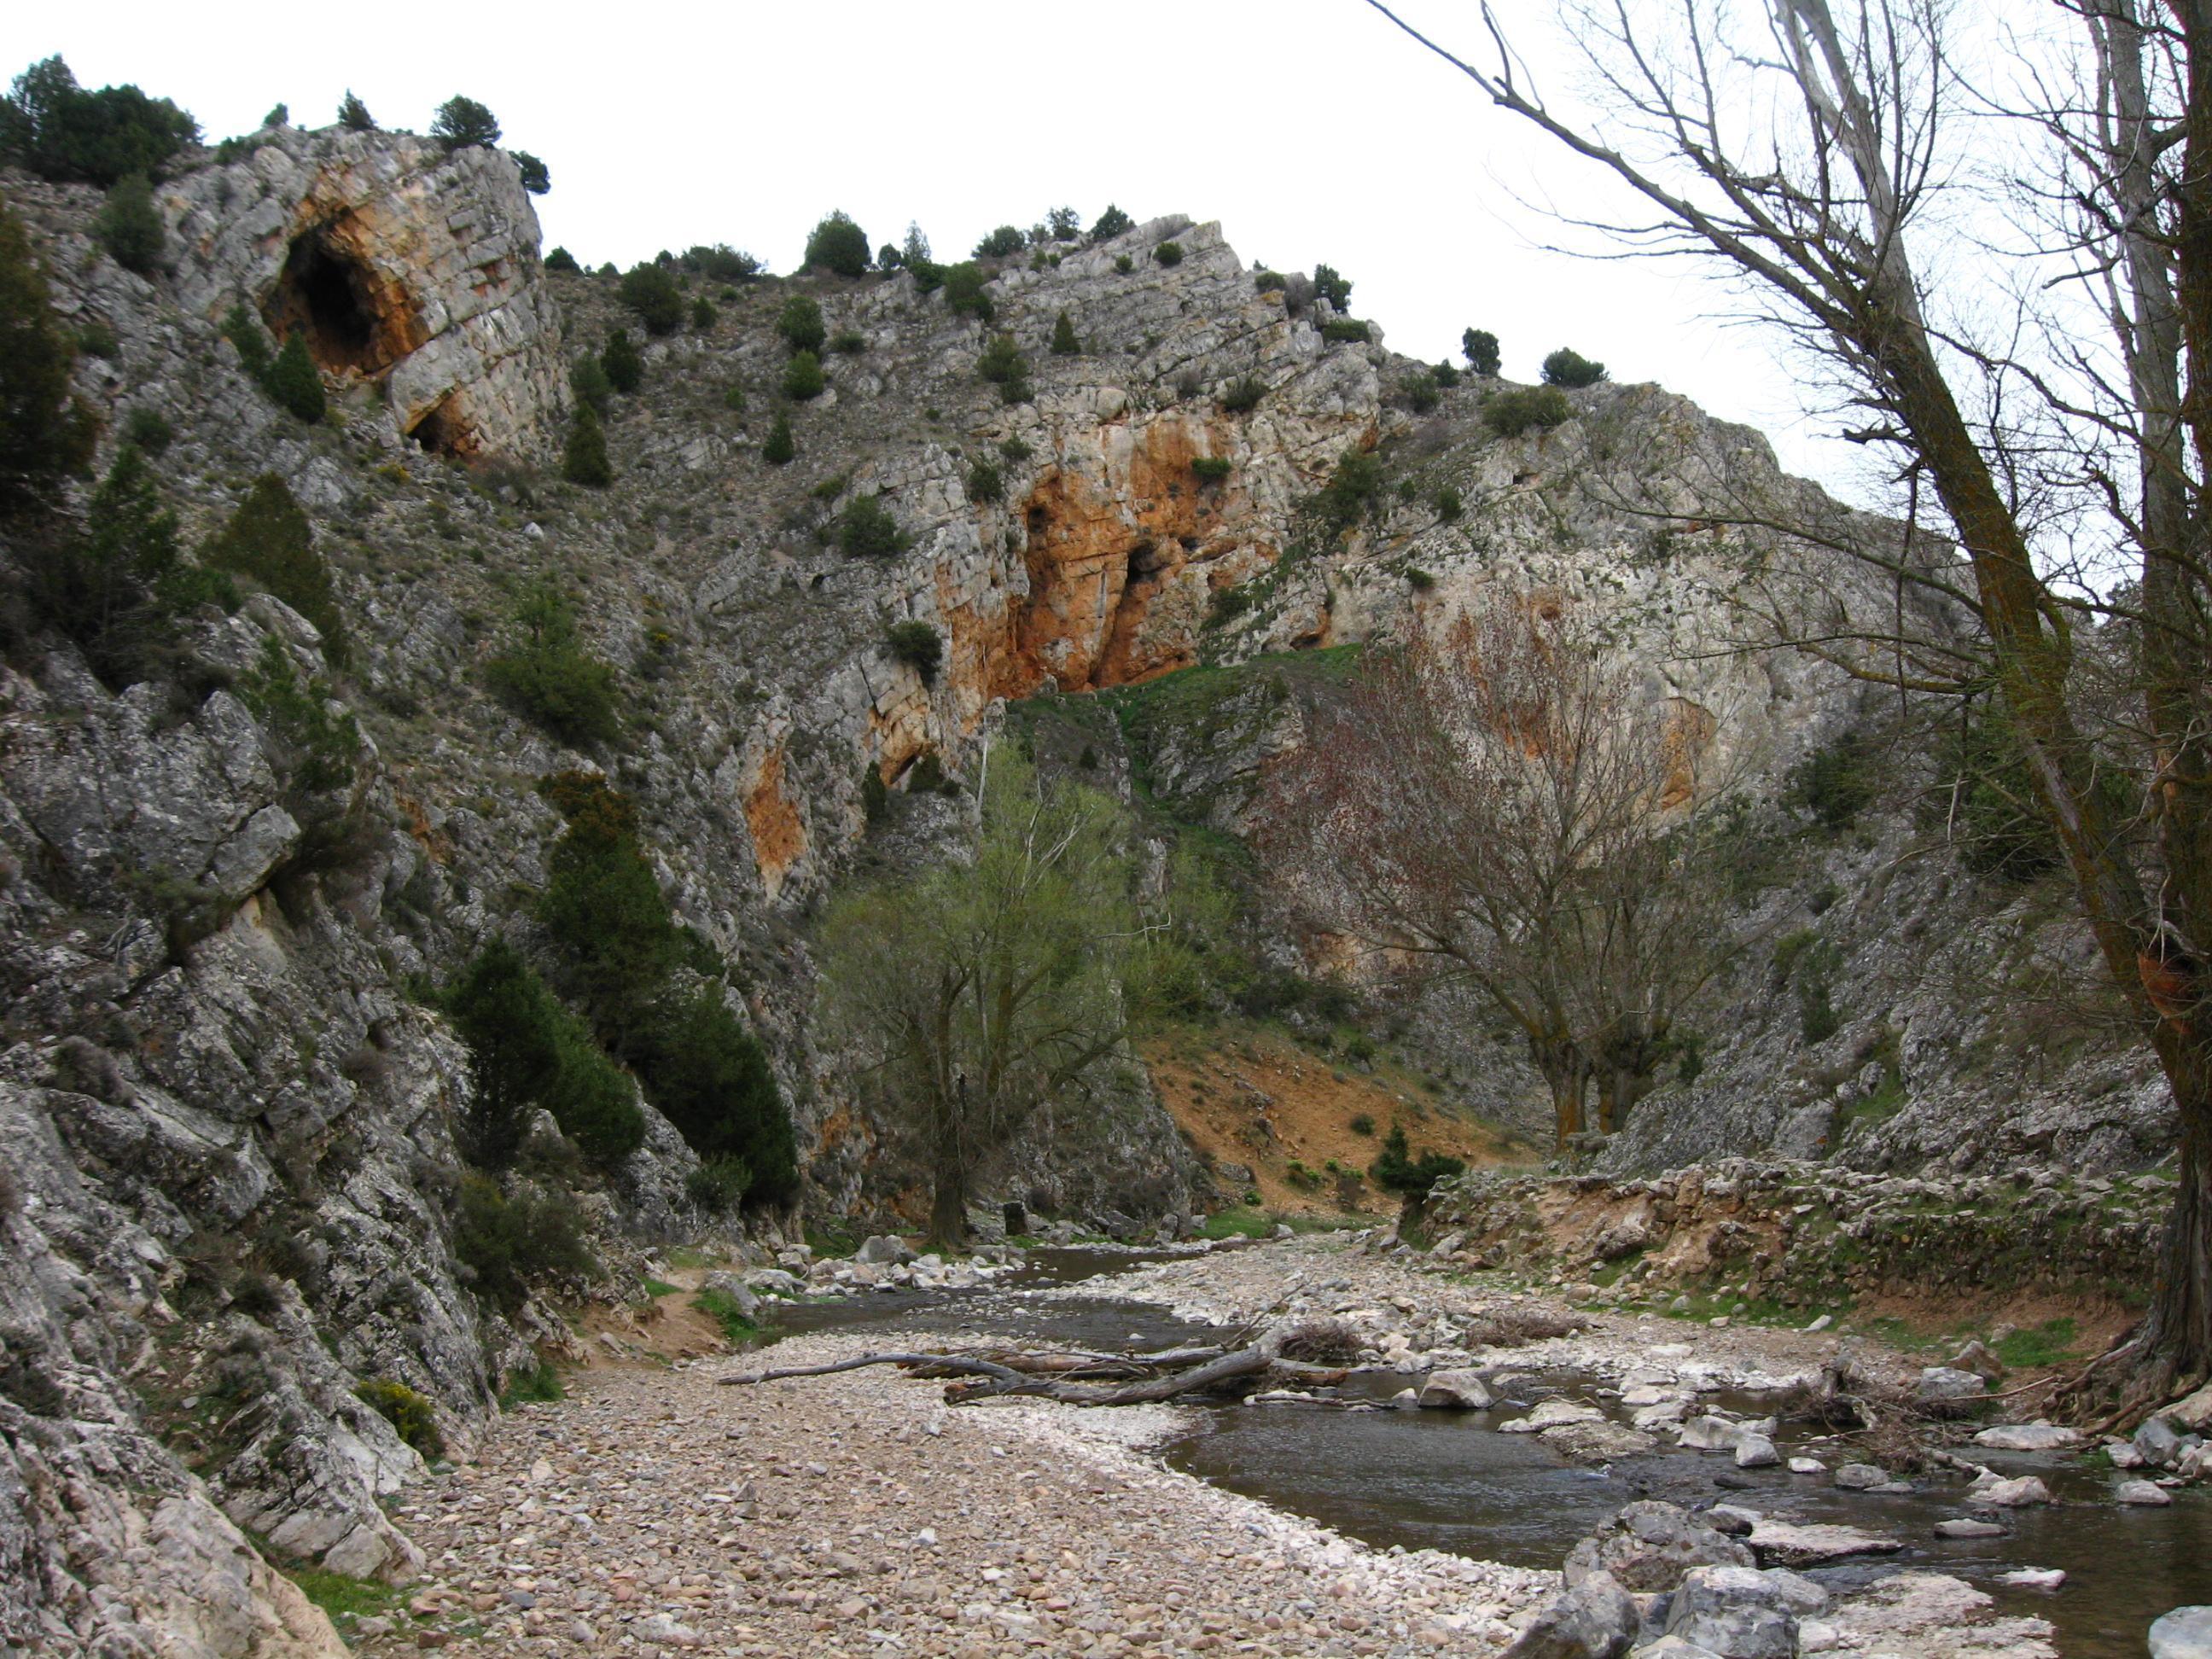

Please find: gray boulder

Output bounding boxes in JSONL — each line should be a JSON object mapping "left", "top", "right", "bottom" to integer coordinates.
{"left": 2153, "top": 1607, "right": 2212, "bottom": 1659}
{"left": 1565, "top": 1502, "right": 1755, "bottom": 1595}
{"left": 1971, "top": 1423, "right": 2080, "bottom": 1452}
{"left": 856, "top": 1234, "right": 917, "bottom": 1266}
{"left": 701, "top": 1274, "right": 760, "bottom": 1318}
{"left": 1418, "top": 1368, "right": 1496, "bottom": 1410}
{"left": 1916, "top": 1365, "right": 1988, "bottom": 1406}
{"left": 2119, "top": 1479, "right": 2174, "bottom": 1506}
{"left": 1501, "top": 1569, "right": 1639, "bottom": 1659}
{"left": 1662, "top": 1565, "right": 1805, "bottom": 1659}
{"left": 1732, "top": 1434, "right": 1779, "bottom": 1470}
{"left": 1832, "top": 1463, "right": 1889, "bottom": 1490}
{"left": 2138, "top": 1416, "right": 2188, "bottom": 1468}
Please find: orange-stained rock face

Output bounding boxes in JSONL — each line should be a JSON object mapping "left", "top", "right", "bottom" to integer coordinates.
{"left": 743, "top": 747, "right": 807, "bottom": 897}
{"left": 992, "top": 411, "right": 1254, "bottom": 696}
{"left": 1661, "top": 697, "right": 1718, "bottom": 809}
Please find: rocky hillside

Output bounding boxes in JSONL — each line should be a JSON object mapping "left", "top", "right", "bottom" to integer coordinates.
{"left": 0, "top": 116, "right": 2161, "bottom": 1655}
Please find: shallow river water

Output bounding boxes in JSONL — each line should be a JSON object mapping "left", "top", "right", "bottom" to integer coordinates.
{"left": 752, "top": 1248, "right": 2209, "bottom": 1656}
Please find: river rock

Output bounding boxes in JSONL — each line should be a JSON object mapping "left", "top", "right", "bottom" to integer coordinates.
{"left": 1934, "top": 1516, "right": 2006, "bottom": 1538}
{"left": 1545, "top": 1419, "right": 1660, "bottom": 1463}
{"left": 2110, "top": 1438, "right": 2148, "bottom": 1469}
{"left": 1787, "top": 1457, "right": 1825, "bottom": 1475}
{"left": 1662, "top": 1565, "right": 1802, "bottom": 1658}
{"left": 1970, "top": 1476, "right": 2052, "bottom": 1508}
{"left": 2119, "top": 1479, "right": 2175, "bottom": 1505}
{"left": 2151, "top": 1606, "right": 2212, "bottom": 1658}
{"left": 1732, "top": 1435, "right": 1779, "bottom": 1469}
{"left": 700, "top": 1273, "right": 760, "bottom": 1318}
{"left": 1972, "top": 1423, "right": 2080, "bottom": 1452}
{"left": 1705, "top": 1505, "right": 1760, "bottom": 1537}
{"left": 2138, "top": 1416, "right": 2188, "bottom": 1467}
{"left": 1628, "top": 1639, "right": 1726, "bottom": 1657}
{"left": 1916, "top": 1365, "right": 1988, "bottom": 1405}
{"left": 1832, "top": 1464, "right": 1889, "bottom": 1490}
{"left": 1679, "top": 1417, "right": 1744, "bottom": 1452}
{"left": 1745, "top": 1520, "right": 1903, "bottom": 1569}
{"left": 1564, "top": 1502, "right": 1754, "bottom": 1594}
{"left": 856, "top": 1234, "right": 917, "bottom": 1266}
{"left": 1419, "top": 1368, "right": 1496, "bottom": 1409}
{"left": 1501, "top": 1567, "right": 1639, "bottom": 1658}
{"left": 2001, "top": 1569, "right": 2066, "bottom": 1589}
{"left": 1503, "top": 1399, "right": 1608, "bottom": 1435}
{"left": 637, "top": 1612, "right": 705, "bottom": 1647}
{"left": 2169, "top": 1385, "right": 2212, "bottom": 1432}
{"left": 745, "top": 1268, "right": 805, "bottom": 1297}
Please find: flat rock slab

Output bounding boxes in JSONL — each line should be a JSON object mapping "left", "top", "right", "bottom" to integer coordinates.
{"left": 2119, "top": 1479, "right": 2175, "bottom": 1506}
{"left": 1500, "top": 1399, "right": 1605, "bottom": 1434}
{"left": 1747, "top": 1520, "right": 1905, "bottom": 1569}
{"left": 2152, "top": 1606, "right": 2212, "bottom": 1659}
{"left": 1972, "top": 1423, "right": 2081, "bottom": 1452}
{"left": 1969, "top": 1476, "right": 2052, "bottom": 1508}
{"left": 1542, "top": 1419, "right": 1658, "bottom": 1464}
{"left": 1935, "top": 1518, "right": 2006, "bottom": 1539}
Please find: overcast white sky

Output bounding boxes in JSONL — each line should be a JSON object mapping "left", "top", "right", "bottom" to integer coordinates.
{"left": 7, "top": 1, "right": 1874, "bottom": 504}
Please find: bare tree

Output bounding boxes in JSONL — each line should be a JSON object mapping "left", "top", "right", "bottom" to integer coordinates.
{"left": 1361, "top": 0, "right": 2212, "bottom": 1415}
{"left": 1262, "top": 595, "right": 1737, "bottom": 1147}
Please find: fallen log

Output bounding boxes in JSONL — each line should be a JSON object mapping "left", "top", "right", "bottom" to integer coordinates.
{"left": 723, "top": 1343, "right": 1273, "bottom": 1406}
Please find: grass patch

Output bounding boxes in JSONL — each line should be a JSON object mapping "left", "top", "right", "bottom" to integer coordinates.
{"left": 641, "top": 1278, "right": 680, "bottom": 1298}
{"left": 696, "top": 1286, "right": 760, "bottom": 1343}
{"left": 663, "top": 1245, "right": 726, "bottom": 1271}
{"left": 1198, "top": 1208, "right": 1274, "bottom": 1241}
{"left": 288, "top": 1567, "right": 404, "bottom": 1624}
{"left": 498, "top": 1359, "right": 564, "bottom": 1408}
{"left": 1994, "top": 1318, "right": 2080, "bottom": 1370}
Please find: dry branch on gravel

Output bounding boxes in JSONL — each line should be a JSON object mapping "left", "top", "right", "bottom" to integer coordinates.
{"left": 723, "top": 1342, "right": 1307, "bottom": 1406}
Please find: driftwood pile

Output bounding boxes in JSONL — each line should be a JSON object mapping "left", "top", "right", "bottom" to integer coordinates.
{"left": 719, "top": 1341, "right": 1351, "bottom": 1406}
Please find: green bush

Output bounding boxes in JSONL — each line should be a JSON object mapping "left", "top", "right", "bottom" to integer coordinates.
{"left": 355, "top": 1378, "right": 443, "bottom": 1457}
{"left": 544, "top": 246, "right": 579, "bottom": 273}
{"left": 445, "top": 938, "right": 644, "bottom": 1169}
{"left": 265, "top": 331, "right": 326, "bottom": 422}
{"left": 514, "top": 152, "right": 550, "bottom": 195}
{"left": 29, "top": 443, "right": 187, "bottom": 682}
{"left": 722, "top": 383, "right": 747, "bottom": 413}
{"left": 1255, "top": 270, "right": 1286, "bottom": 292}
{"left": 499, "top": 1359, "right": 562, "bottom": 1407}
{"left": 1114, "top": 254, "right": 1134, "bottom": 274}
{"left": 601, "top": 329, "right": 642, "bottom": 393}
{"left": 690, "top": 295, "right": 715, "bottom": 330}
{"left": 1321, "top": 318, "right": 1370, "bottom": 344}
{"left": 1433, "top": 359, "right": 1461, "bottom": 388}
{"left": 569, "top": 352, "right": 611, "bottom": 413}
{"left": 536, "top": 773, "right": 684, "bottom": 1028}
{"left": 77, "top": 321, "right": 117, "bottom": 358}
{"left": 1090, "top": 204, "right": 1133, "bottom": 242}
{"left": 202, "top": 474, "right": 345, "bottom": 660}
{"left": 1784, "top": 731, "right": 1879, "bottom": 833}
{"left": 1541, "top": 346, "right": 1608, "bottom": 387}
{"left": 618, "top": 263, "right": 684, "bottom": 335}
{"left": 121, "top": 405, "right": 172, "bottom": 454}
{"left": 681, "top": 243, "right": 761, "bottom": 282}
{"left": 886, "top": 620, "right": 943, "bottom": 682}
{"left": 1349, "top": 1113, "right": 1376, "bottom": 1137}
{"left": 0, "top": 195, "right": 97, "bottom": 517}
{"left": 1483, "top": 386, "right": 1573, "bottom": 436}
{"left": 1155, "top": 240, "right": 1183, "bottom": 266}
{"left": 0, "top": 56, "right": 198, "bottom": 185}
{"left": 829, "top": 328, "right": 866, "bottom": 354}
{"left": 1370, "top": 1124, "right": 1464, "bottom": 1196}
{"left": 1313, "top": 448, "right": 1386, "bottom": 536}
{"left": 629, "top": 992, "right": 795, "bottom": 1201}
{"left": 805, "top": 209, "right": 871, "bottom": 277}
{"left": 1937, "top": 705, "right": 2064, "bottom": 881}
{"left": 782, "top": 349, "right": 825, "bottom": 400}
{"left": 761, "top": 413, "right": 795, "bottom": 465}
{"left": 1313, "top": 263, "right": 1353, "bottom": 311}
{"left": 485, "top": 582, "right": 621, "bottom": 746}
{"left": 696, "top": 1285, "right": 759, "bottom": 1342}
{"left": 429, "top": 95, "right": 500, "bottom": 152}
{"left": 222, "top": 303, "right": 272, "bottom": 380}
{"left": 96, "top": 172, "right": 162, "bottom": 274}
{"left": 777, "top": 294, "right": 826, "bottom": 354}
{"left": 966, "top": 457, "right": 1003, "bottom": 503}
{"left": 337, "top": 90, "right": 375, "bottom": 132}
{"left": 998, "top": 435, "right": 1033, "bottom": 463}
{"left": 976, "top": 334, "right": 1029, "bottom": 405}
{"left": 839, "top": 492, "right": 904, "bottom": 557}
{"left": 685, "top": 1155, "right": 751, "bottom": 1213}
{"left": 1051, "top": 311, "right": 1080, "bottom": 356}
{"left": 1434, "top": 486, "right": 1464, "bottom": 521}
{"left": 943, "top": 261, "right": 993, "bottom": 323}
{"left": 1462, "top": 328, "right": 1500, "bottom": 376}
{"left": 974, "top": 224, "right": 1026, "bottom": 258}
{"left": 1398, "top": 370, "right": 1440, "bottom": 413}
{"left": 562, "top": 403, "right": 612, "bottom": 487}
{"left": 1191, "top": 456, "right": 1232, "bottom": 484}
{"left": 1220, "top": 376, "right": 1266, "bottom": 414}
{"left": 451, "top": 1173, "right": 596, "bottom": 1312}
{"left": 237, "top": 639, "right": 359, "bottom": 804}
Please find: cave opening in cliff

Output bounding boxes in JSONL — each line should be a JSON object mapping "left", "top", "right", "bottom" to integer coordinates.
{"left": 405, "top": 394, "right": 474, "bottom": 458}
{"left": 265, "top": 217, "right": 422, "bottom": 377}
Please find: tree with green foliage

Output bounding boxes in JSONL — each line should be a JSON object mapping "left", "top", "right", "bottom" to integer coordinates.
{"left": 1462, "top": 327, "right": 1500, "bottom": 376}
{"left": 1483, "top": 386, "right": 1573, "bottom": 436}
{"left": 1313, "top": 263, "right": 1353, "bottom": 311}
{"left": 617, "top": 262, "right": 684, "bottom": 335}
{"left": 1050, "top": 310, "right": 1080, "bottom": 357}
{"left": 1370, "top": 1124, "right": 1464, "bottom": 1197}
{"left": 885, "top": 620, "right": 942, "bottom": 682}
{"left": 265, "top": 330, "right": 326, "bottom": 422}
{"left": 544, "top": 246, "right": 579, "bottom": 274}
{"left": 1047, "top": 206, "right": 1081, "bottom": 242}
{"left": 31, "top": 442, "right": 180, "bottom": 680}
{"left": 776, "top": 294, "right": 826, "bottom": 354}
{"left": 451, "top": 1173, "right": 597, "bottom": 1311}
{"left": 1155, "top": 240, "right": 1184, "bottom": 267}
{"left": 0, "top": 196, "right": 96, "bottom": 517}
{"left": 485, "top": 583, "right": 620, "bottom": 746}
{"left": 761, "top": 413, "right": 795, "bottom": 465}
{"left": 976, "top": 333, "right": 1029, "bottom": 403}
{"left": 569, "top": 352, "right": 611, "bottom": 413}
{"left": 690, "top": 295, "right": 715, "bottom": 330}
{"left": 782, "top": 349, "right": 825, "bottom": 401}
{"left": 974, "top": 224, "right": 1025, "bottom": 259}
{"left": 221, "top": 303, "right": 272, "bottom": 379}
{"left": 429, "top": 95, "right": 500, "bottom": 152}
{"left": 626, "top": 992, "right": 795, "bottom": 1201}
{"left": 804, "top": 209, "right": 871, "bottom": 277}
{"left": 236, "top": 637, "right": 359, "bottom": 812}
{"left": 839, "top": 492, "right": 904, "bottom": 557}
{"left": 0, "top": 56, "right": 197, "bottom": 185}
{"left": 536, "top": 773, "right": 684, "bottom": 1029}
{"left": 337, "top": 90, "right": 375, "bottom": 131}
{"left": 445, "top": 939, "right": 645, "bottom": 1171}
{"left": 513, "top": 151, "right": 549, "bottom": 195}
{"left": 1089, "top": 204, "right": 1133, "bottom": 242}
{"left": 941, "top": 261, "right": 992, "bottom": 323}
{"left": 201, "top": 474, "right": 345, "bottom": 661}
{"left": 600, "top": 328, "right": 642, "bottom": 393}
{"left": 821, "top": 746, "right": 1140, "bottom": 1245}
{"left": 1311, "top": 448, "right": 1386, "bottom": 537}
{"left": 95, "top": 173, "right": 162, "bottom": 275}
{"left": 1540, "top": 346, "right": 1608, "bottom": 387}
{"left": 562, "top": 402, "right": 613, "bottom": 487}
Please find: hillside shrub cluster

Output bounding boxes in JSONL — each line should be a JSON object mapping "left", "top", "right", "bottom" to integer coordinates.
{"left": 1370, "top": 1124, "right": 1464, "bottom": 1196}
{"left": 1483, "top": 386, "right": 1572, "bottom": 436}
{"left": 1, "top": 56, "right": 197, "bottom": 185}
{"left": 201, "top": 474, "right": 346, "bottom": 661}
{"left": 1541, "top": 347, "right": 1608, "bottom": 387}
{"left": 485, "top": 582, "right": 620, "bottom": 745}
{"left": 221, "top": 305, "right": 325, "bottom": 422}
{"left": 805, "top": 210, "right": 870, "bottom": 277}
{"left": 618, "top": 263, "right": 684, "bottom": 335}
{"left": 886, "top": 620, "right": 942, "bottom": 681}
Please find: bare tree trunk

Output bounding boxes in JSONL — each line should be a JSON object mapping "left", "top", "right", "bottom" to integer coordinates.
{"left": 928, "top": 1150, "right": 969, "bottom": 1251}
{"left": 1535, "top": 1042, "right": 1588, "bottom": 1149}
